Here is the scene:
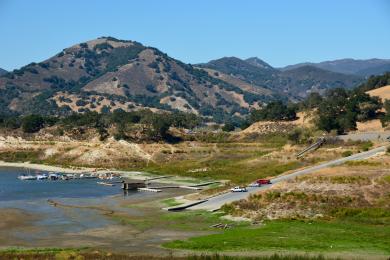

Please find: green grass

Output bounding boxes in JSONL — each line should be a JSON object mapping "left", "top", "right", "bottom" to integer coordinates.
{"left": 145, "top": 157, "right": 300, "bottom": 185}
{"left": 161, "top": 198, "right": 183, "bottom": 207}
{"left": 164, "top": 219, "right": 390, "bottom": 254}
{"left": 0, "top": 249, "right": 339, "bottom": 260}
{"left": 111, "top": 210, "right": 248, "bottom": 232}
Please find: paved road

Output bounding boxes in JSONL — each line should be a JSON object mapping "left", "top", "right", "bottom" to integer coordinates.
{"left": 337, "top": 131, "right": 390, "bottom": 142}
{"left": 189, "top": 146, "right": 386, "bottom": 211}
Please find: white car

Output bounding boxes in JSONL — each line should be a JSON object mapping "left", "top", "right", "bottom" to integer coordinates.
{"left": 248, "top": 182, "right": 260, "bottom": 187}
{"left": 230, "top": 186, "right": 247, "bottom": 192}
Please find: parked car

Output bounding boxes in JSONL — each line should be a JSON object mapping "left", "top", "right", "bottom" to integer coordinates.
{"left": 230, "top": 186, "right": 247, "bottom": 192}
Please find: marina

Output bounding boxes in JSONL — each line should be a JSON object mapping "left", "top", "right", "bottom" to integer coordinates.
{"left": 0, "top": 166, "right": 196, "bottom": 254}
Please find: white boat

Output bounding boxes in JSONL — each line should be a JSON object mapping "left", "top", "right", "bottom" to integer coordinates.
{"left": 65, "top": 174, "right": 75, "bottom": 179}
{"left": 18, "top": 167, "right": 37, "bottom": 180}
{"left": 18, "top": 174, "right": 37, "bottom": 180}
{"left": 97, "top": 181, "right": 115, "bottom": 186}
{"left": 60, "top": 175, "right": 69, "bottom": 180}
{"left": 36, "top": 173, "right": 48, "bottom": 180}
{"left": 49, "top": 173, "right": 60, "bottom": 180}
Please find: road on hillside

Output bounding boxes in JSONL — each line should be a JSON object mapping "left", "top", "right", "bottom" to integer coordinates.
{"left": 337, "top": 131, "right": 390, "bottom": 142}
{"left": 189, "top": 146, "right": 386, "bottom": 211}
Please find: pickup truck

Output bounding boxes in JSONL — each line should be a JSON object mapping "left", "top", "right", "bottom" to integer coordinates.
{"left": 230, "top": 186, "right": 247, "bottom": 192}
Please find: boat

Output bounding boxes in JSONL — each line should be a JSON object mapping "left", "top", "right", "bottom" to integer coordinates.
{"left": 18, "top": 167, "right": 37, "bottom": 180}
{"left": 60, "top": 174, "right": 69, "bottom": 180}
{"left": 97, "top": 181, "right": 115, "bottom": 186}
{"left": 49, "top": 173, "right": 60, "bottom": 180}
{"left": 18, "top": 174, "right": 37, "bottom": 180}
{"left": 65, "top": 174, "right": 75, "bottom": 179}
{"left": 36, "top": 173, "right": 48, "bottom": 180}
{"left": 79, "top": 173, "right": 97, "bottom": 179}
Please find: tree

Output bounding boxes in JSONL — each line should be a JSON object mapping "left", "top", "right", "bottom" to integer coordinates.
{"left": 250, "top": 101, "right": 296, "bottom": 122}
{"left": 21, "top": 115, "right": 45, "bottom": 133}
{"left": 288, "top": 128, "right": 311, "bottom": 144}
{"left": 222, "top": 121, "right": 235, "bottom": 132}
{"left": 302, "top": 92, "right": 323, "bottom": 109}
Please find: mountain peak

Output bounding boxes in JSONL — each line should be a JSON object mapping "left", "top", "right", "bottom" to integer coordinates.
{"left": 245, "top": 57, "right": 274, "bottom": 70}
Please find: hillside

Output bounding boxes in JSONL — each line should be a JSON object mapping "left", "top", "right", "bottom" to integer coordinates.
{"left": 0, "top": 37, "right": 271, "bottom": 120}
{"left": 367, "top": 85, "right": 390, "bottom": 101}
{"left": 0, "top": 68, "right": 6, "bottom": 76}
{"left": 201, "top": 57, "right": 362, "bottom": 99}
{"left": 244, "top": 57, "right": 275, "bottom": 70}
{"left": 198, "top": 57, "right": 280, "bottom": 90}
{"left": 281, "top": 58, "right": 390, "bottom": 76}
{"left": 280, "top": 65, "right": 362, "bottom": 97}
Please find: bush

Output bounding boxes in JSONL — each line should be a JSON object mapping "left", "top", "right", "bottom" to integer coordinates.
{"left": 75, "top": 99, "right": 88, "bottom": 107}
{"left": 342, "top": 150, "right": 353, "bottom": 157}
{"left": 222, "top": 122, "right": 235, "bottom": 132}
{"left": 250, "top": 101, "right": 296, "bottom": 122}
{"left": 288, "top": 128, "right": 311, "bottom": 145}
{"left": 21, "top": 115, "right": 45, "bottom": 133}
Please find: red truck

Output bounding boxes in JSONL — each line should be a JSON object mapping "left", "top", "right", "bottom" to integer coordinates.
{"left": 256, "top": 179, "right": 272, "bottom": 185}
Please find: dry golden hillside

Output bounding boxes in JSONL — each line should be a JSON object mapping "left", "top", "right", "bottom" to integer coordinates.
{"left": 367, "top": 85, "right": 390, "bottom": 101}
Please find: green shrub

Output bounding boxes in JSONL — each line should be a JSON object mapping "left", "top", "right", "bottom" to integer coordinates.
{"left": 342, "top": 150, "right": 353, "bottom": 157}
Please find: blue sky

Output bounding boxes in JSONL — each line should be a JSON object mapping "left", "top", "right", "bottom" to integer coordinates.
{"left": 0, "top": 0, "right": 389, "bottom": 71}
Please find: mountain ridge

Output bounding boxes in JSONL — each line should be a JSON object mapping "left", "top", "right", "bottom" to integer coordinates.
{"left": 0, "top": 37, "right": 272, "bottom": 121}
{"left": 200, "top": 57, "right": 363, "bottom": 99}
{"left": 1, "top": 37, "right": 385, "bottom": 120}
{"left": 281, "top": 58, "right": 390, "bottom": 76}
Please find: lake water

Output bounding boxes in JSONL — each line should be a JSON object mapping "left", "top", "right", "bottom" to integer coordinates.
{"left": 0, "top": 167, "right": 195, "bottom": 252}
{"left": 0, "top": 167, "right": 121, "bottom": 201}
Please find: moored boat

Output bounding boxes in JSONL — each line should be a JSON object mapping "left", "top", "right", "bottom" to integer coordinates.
{"left": 49, "top": 173, "right": 60, "bottom": 180}
{"left": 36, "top": 173, "right": 48, "bottom": 180}
{"left": 97, "top": 181, "right": 115, "bottom": 186}
{"left": 18, "top": 174, "right": 37, "bottom": 180}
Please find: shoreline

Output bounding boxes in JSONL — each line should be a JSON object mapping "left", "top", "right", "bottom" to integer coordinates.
{"left": 0, "top": 161, "right": 202, "bottom": 185}
{"left": 0, "top": 161, "right": 98, "bottom": 174}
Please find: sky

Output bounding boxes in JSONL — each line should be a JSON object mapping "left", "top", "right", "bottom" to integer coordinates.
{"left": 0, "top": 0, "right": 389, "bottom": 71}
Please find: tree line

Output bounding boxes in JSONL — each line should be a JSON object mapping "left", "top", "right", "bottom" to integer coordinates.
{"left": 245, "top": 73, "right": 390, "bottom": 134}
{"left": 0, "top": 109, "right": 201, "bottom": 141}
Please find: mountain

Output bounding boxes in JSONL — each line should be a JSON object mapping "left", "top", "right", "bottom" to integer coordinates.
{"left": 356, "top": 63, "right": 390, "bottom": 77}
{"left": 0, "top": 38, "right": 371, "bottom": 120}
{"left": 198, "top": 57, "right": 284, "bottom": 95}
{"left": 0, "top": 68, "right": 7, "bottom": 76}
{"left": 244, "top": 57, "right": 274, "bottom": 71}
{"left": 281, "top": 58, "right": 390, "bottom": 76}
{"left": 200, "top": 57, "right": 363, "bottom": 99}
{"left": 280, "top": 65, "right": 362, "bottom": 97}
{"left": 0, "top": 37, "right": 272, "bottom": 120}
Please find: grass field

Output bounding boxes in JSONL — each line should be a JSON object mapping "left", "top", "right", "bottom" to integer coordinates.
{"left": 164, "top": 219, "right": 390, "bottom": 255}
{"left": 112, "top": 210, "right": 249, "bottom": 232}
{"left": 0, "top": 247, "right": 341, "bottom": 260}
{"left": 144, "top": 142, "right": 301, "bottom": 185}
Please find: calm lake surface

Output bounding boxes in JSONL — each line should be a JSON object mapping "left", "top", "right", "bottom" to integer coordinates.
{"left": 0, "top": 167, "right": 121, "bottom": 201}
{"left": 0, "top": 167, "right": 194, "bottom": 252}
